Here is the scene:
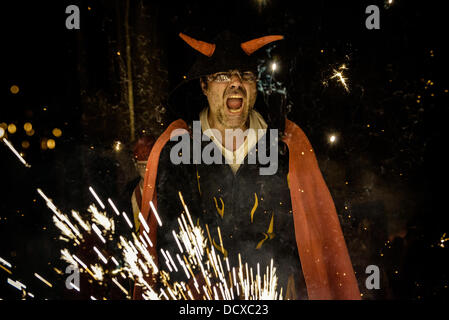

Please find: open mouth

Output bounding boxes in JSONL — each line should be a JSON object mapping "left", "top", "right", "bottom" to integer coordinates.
{"left": 226, "top": 96, "right": 244, "bottom": 114}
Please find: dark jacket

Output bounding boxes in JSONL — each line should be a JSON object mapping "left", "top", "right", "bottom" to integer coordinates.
{"left": 134, "top": 118, "right": 360, "bottom": 300}
{"left": 155, "top": 127, "right": 307, "bottom": 298}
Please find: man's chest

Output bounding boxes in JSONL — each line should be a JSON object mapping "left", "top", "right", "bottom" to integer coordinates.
{"left": 194, "top": 153, "right": 294, "bottom": 252}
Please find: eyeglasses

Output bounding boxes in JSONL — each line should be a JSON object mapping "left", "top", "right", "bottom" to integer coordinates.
{"left": 206, "top": 70, "right": 257, "bottom": 83}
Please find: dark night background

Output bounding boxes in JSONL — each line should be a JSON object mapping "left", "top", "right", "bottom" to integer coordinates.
{"left": 0, "top": 0, "right": 448, "bottom": 300}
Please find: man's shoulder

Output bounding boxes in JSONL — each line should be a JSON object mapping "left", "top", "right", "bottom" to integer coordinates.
{"left": 284, "top": 118, "right": 302, "bottom": 133}
{"left": 152, "top": 119, "right": 193, "bottom": 164}
{"left": 284, "top": 118, "right": 309, "bottom": 140}
{"left": 154, "top": 119, "right": 190, "bottom": 147}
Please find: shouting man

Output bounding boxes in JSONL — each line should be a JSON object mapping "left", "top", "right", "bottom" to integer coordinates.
{"left": 134, "top": 31, "right": 360, "bottom": 300}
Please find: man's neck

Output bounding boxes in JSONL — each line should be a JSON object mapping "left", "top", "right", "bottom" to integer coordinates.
{"left": 207, "top": 113, "right": 249, "bottom": 152}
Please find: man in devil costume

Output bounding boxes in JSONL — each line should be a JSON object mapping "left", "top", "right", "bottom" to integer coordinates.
{"left": 134, "top": 31, "right": 360, "bottom": 300}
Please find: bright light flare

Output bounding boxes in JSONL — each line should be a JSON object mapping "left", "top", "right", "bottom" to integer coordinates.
{"left": 7, "top": 278, "right": 26, "bottom": 291}
{"left": 92, "top": 223, "right": 106, "bottom": 244}
{"left": 0, "top": 256, "right": 12, "bottom": 269}
{"left": 439, "top": 233, "right": 449, "bottom": 248}
{"left": 149, "top": 201, "right": 163, "bottom": 227}
{"left": 34, "top": 273, "right": 53, "bottom": 288}
{"left": 89, "top": 186, "right": 105, "bottom": 209}
{"left": 330, "top": 64, "right": 350, "bottom": 92}
{"left": 93, "top": 246, "right": 108, "bottom": 264}
{"left": 1, "top": 137, "right": 31, "bottom": 167}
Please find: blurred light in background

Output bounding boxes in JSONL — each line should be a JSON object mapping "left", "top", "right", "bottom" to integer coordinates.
{"left": 41, "top": 138, "right": 48, "bottom": 150}
{"left": 10, "top": 85, "right": 19, "bottom": 94}
{"left": 24, "top": 122, "right": 33, "bottom": 132}
{"left": 47, "top": 139, "right": 56, "bottom": 149}
{"left": 52, "top": 128, "right": 62, "bottom": 138}
{"left": 7, "top": 124, "right": 17, "bottom": 134}
{"left": 114, "top": 141, "right": 122, "bottom": 152}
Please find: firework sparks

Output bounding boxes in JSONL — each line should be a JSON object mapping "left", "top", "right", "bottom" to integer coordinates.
{"left": 89, "top": 186, "right": 105, "bottom": 209}
{"left": 110, "top": 256, "right": 119, "bottom": 266}
{"left": 7, "top": 278, "right": 26, "bottom": 291}
{"left": 143, "top": 230, "right": 153, "bottom": 247}
{"left": 384, "top": 0, "right": 394, "bottom": 9}
{"left": 34, "top": 273, "right": 53, "bottom": 288}
{"left": 112, "top": 277, "right": 128, "bottom": 295}
{"left": 149, "top": 201, "right": 163, "bottom": 227}
{"left": 2, "top": 257, "right": 36, "bottom": 298}
{"left": 0, "top": 135, "right": 31, "bottom": 168}
{"left": 107, "top": 198, "right": 121, "bottom": 216}
{"left": 33, "top": 185, "right": 284, "bottom": 300}
{"left": 0, "top": 257, "right": 12, "bottom": 269}
{"left": 0, "top": 264, "right": 12, "bottom": 275}
{"left": 330, "top": 64, "right": 350, "bottom": 92}
{"left": 122, "top": 211, "right": 133, "bottom": 229}
{"left": 93, "top": 246, "right": 108, "bottom": 264}
{"left": 89, "top": 204, "right": 114, "bottom": 232}
{"left": 144, "top": 192, "right": 284, "bottom": 300}
{"left": 71, "top": 210, "right": 91, "bottom": 232}
{"left": 90, "top": 264, "right": 104, "bottom": 282}
{"left": 438, "top": 233, "right": 449, "bottom": 248}
{"left": 91, "top": 223, "right": 106, "bottom": 244}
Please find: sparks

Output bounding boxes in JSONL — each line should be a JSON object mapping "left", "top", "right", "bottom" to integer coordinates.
{"left": 138, "top": 212, "right": 150, "bottom": 233}
{"left": 438, "top": 233, "right": 449, "bottom": 248}
{"left": 114, "top": 141, "right": 122, "bottom": 152}
{"left": 149, "top": 201, "right": 163, "bottom": 227}
{"left": 122, "top": 211, "right": 134, "bottom": 229}
{"left": 93, "top": 246, "right": 108, "bottom": 264}
{"left": 107, "top": 198, "right": 121, "bottom": 216}
{"left": 1, "top": 136, "right": 31, "bottom": 167}
{"left": 92, "top": 223, "right": 106, "bottom": 244}
{"left": 0, "top": 256, "right": 12, "bottom": 269}
{"left": 34, "top": 273, "right": 53, "bottom": 288}
{"left": 7, "top": 278, "right": 26, "bottom": 291}
{"left": 89, "top": 186, "right": 106, "bottom": 209}
{"left": 38, "top": 187, "right": 284, "bottom": 300}
{"left": 330, "top": 64, "right": 350, "bottom": 92}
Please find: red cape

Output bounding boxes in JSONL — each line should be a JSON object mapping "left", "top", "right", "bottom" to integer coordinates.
{"left": 133, "top": 119, "right": 360, "bottom": 300}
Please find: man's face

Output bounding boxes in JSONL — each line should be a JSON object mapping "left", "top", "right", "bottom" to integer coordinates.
{"left": 201, "top": 70, "right": 258, "bottom": 130}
